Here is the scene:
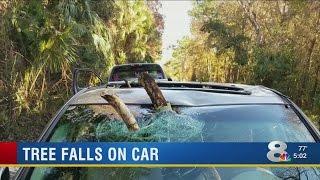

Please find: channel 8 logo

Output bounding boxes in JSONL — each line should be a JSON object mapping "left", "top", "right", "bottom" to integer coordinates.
{"left": 267, "top": 141, "right": 291, "bottom": 162}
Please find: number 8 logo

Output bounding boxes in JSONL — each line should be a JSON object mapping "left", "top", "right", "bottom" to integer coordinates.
{"left": 267, "top": 141, "right": 287, "bottom": 162}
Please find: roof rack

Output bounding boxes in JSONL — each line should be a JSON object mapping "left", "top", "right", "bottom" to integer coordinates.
{"left": 107, "top": 81, "right": 252, "bottom": 95}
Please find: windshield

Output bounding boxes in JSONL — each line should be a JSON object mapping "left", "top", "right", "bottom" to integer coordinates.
{"left": 109, "top": 64, "right": 165, "bottom": 81}
{"left": 29, "top": 104, "right": 319, "bottom": 180}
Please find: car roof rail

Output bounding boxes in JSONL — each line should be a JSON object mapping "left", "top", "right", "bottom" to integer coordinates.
{"left": 107, "top": 81, "right": 252, "bottom": 95}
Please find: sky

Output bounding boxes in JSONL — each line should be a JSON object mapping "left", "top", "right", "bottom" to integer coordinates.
{"left": 159, "top": 1, "right": 193, "bottom": 65}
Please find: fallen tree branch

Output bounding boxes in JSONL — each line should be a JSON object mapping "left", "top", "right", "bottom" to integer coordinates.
{"left": 101, "top": 92, "right": 139, "bottom": 131}
{"left": 138, "top": 72, "right": 171, "bottom": 111}
{"left": 100, "top": 72, "right": 170, "bottom": 131}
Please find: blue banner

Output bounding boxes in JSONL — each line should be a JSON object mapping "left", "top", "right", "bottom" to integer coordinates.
{"left": 17, "top": 142, "right": 320, "bottom": 165}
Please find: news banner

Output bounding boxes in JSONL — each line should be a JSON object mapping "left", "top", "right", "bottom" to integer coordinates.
{"left": 0, "top": 141, "right": 320, "bottom": 166}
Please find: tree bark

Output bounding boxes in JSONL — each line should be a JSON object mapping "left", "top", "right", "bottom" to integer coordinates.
{"left": 312, "top": 64, "right": 320, "bottom": 101}
{"left": 299, "top": 37, "right": 317, "bottom": 106}
{"left": 138, "top": 72, "right": 170, "bottom": 110}
{"left": 238, "top": 0, "right": 263, "bottom": 45}
{"left": 101, "top": 93, "right": 139, "bottom": 131}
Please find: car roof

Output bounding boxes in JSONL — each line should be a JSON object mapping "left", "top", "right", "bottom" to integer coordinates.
{"left": 70, "top": 81, "right": 286, "bottom": 106}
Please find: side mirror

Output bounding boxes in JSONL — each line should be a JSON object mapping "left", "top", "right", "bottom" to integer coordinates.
{"left": 168, "top": 77, "right": 173, "bottom": 81}
{"left": 0, "top": 167, "right": 9, "bottom": 180}
{"left": 72, "top": 68, "right": 104, "bottom": 94}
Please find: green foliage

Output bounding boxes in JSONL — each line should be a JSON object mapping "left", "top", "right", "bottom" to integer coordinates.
{"left": 58, "top": 105, "right": 204, "bottom": 143}
{"left": 110, "top": 1, "right": 161, "bottom": 64}
{"left": 166, "top": 0, "right": 320, "bottom": 124}
{"left": 202, "top": 20, "right": 249, "bottom": 65}
{"left": 252, "top": 47, "right": 293, "bottom": 87}
{"left": 0, "top": 0, "right": 163, "bottom": 140}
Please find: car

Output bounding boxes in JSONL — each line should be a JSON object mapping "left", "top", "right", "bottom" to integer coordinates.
{"left": 11, "top": 78, "right": 320, "bottom": 180}
{"left": 72, "top": 63, "right": 170, "bottom": 94}
{"left": 108, "top": 63, "right": 168, "bottom": 82}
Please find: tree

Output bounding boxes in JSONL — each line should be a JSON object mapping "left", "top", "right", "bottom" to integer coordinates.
{"left": 166, "top": 0, "right": 320, "bottom": 123}
{"left": 0, "top": 0, "right": 163, "bottom": 140}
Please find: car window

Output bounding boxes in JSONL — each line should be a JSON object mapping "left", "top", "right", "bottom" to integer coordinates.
{"left": 29, "top": 104, "right": 318, "bottom": 180}
{"left": 109, "top": 65, "right": 165, "bottom": 81}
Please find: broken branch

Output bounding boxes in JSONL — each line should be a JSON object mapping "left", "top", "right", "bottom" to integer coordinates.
{"left": 101, "top": 93, "right": 139, "bottom": 131}
{"left": 138, "top": 72, "right": 171, "bottom": 111}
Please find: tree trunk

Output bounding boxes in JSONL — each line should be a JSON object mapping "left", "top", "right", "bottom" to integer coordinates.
{"left": 299, "top": 37, "right": 317, "bottom": 106}
{"left": 312, "top": 65, "right": 320, "bottom": 102}
{"left": 138, "top": 72, "right": 170, "bottom": 110}
{"left": 101, "top": 93, "right": 140, "bottom": 131}
{"left": 238, "top": 0, "right": 263, "bottom": 45}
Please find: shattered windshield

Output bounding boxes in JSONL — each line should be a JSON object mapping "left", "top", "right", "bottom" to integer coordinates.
{"left": 30, "top": 104, "right": 319, "bottom": 180}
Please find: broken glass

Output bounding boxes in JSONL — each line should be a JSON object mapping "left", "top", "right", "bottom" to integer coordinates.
{"left": 30, "top": 104, "right": 319, "bottom": 180}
